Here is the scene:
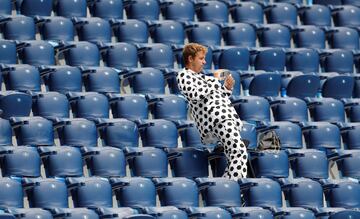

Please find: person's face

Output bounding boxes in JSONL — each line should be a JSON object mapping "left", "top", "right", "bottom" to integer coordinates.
{"left": 188, "top": 51, "right": 206, "bottom": 73}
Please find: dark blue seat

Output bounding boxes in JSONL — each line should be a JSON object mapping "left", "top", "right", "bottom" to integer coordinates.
{"left": 74, "top": 17, "right": 112, "bottom": 44}
{"left": 19, "top": 40, "right": 57, "bottom": 66}
{"left": 240, "top": 121, "right": 257, "bottom": 150}
{"left": 108, "top": 94, "right": 148, "bottom": 121}
{"left": 10, "top": 116, "right": 54, "bottom": 146}
{"left": 327, "top": 209, "right": 360, "bottom": 219}
{"left": 257, "top": 24, "right": 291, "bottom": 48}
{"left": 95, "top": 207, "right": 155, "bottom": 219}
{"left": 281, "top": 72, "right": 320, "bottom": 99}
{"left": 222, "top": 23, "right": 256, "bottom": 47}
{"left": 138, "top": 43, "right": 175, "bottom": 69}
{"left": 0, "top": 91, "right": 32, "bottom": 119}
{"left": 124, "top": 147, "right": 168, "bottom": 178}
{"left": 0, "top": 177, "right": 24, "bottom": 208}
{"left": 110, "top": 177, "right": 156, "bottom": 208}
{"left": 264, "top": 3, "right": 298, "bottom": 26}
{"left": 302, "top": 122, "right": 341, "bottom": 150}
{"left": 0, "top": 146, "right": 41, "bottom": 178}
{"left": 334, "top": 149, "right": 360, "bottom": 179}
{"left": 270, "top": 97, "right": 309, "bottom": 123}
{"left": 231, "top": 95, "right": 271, "bottom": 123}
{"left": 341, "top": 122, "right": 360, "bottom": 150}
{"left": 149, "top": 20, "right": 185, "bottom": 45}
{"left": 229, "top": 2, "right": 264, "bottom": 24}
{"left": 332, "top": 5, "right": 360, "bottom": 28}
{"left": 286, "top": 48, "right": 320, "bottom": 73}
{"left": 242, "top": 71, "right": 282, "bottom": 97}
{"left": 178, "top": 121, "right": 215, "bottom": 148}
{"left": 5, "top": 208, "right": 53, "bottom": 219}
{"left": 112, "top": 19, "right": 149, "bottom": 43}
{"left": 0, "top": 118, "right": 12, "bottom": 146}
{"left": 250, "top": 47, "right": 286, "bottom": 71}
{"left": 1, "top": 64, "right": 41, "bottom": 92}
{"left": 320, "top": 49, "right": 354, "bottom": 73}
{"left": 322, "top": 179, "right": 360, "bottom": 208}
{"left": 0, "top": 15, "right": 36, "bottom": 40}
{"left": 320, "top": 73, "right": 354, "bottom": 99}
{"left": 293, "top": 25, "right": 326, "bottom": 49}
{"left": 63, "top": 41, "right": 100, "bottom": 67}
{"left": 89, "top": 0, "right": 123, "bottom": 19}
{"left": 53, "top": 0, "right": 87, "bottom": 18}
{"left": 123, "top": 68, "right": 166, "bottom": 94}
{"left": 342, "top": 0, "right": 360, "bottom": 6}
{"left": 143, "top": 207, "right": 188, "bottom": 219}
{"left": 0, "top": 0, "right": 12, "bottom": 15}
{"left": 195, "top": 0, "right": 229, "bottom": 24}
{"left": 215, "top": 47, "right": 249, "bottom": 70}
{"left": 67, "top": 177, "right": 112, "bottom": 208}
{"left": 67, "top": 92, "right": 109, "bottom": 119}
{"left": 50, "top": 208, "right": 99, "bottom": 219}
{"left": 262, "top": 121, "right": 303, "bottom": 149}
{"left": 160, "top": 0, "right": 195, "bottom": 22}
{"left": 15, "top": 0, "right": 52, "bottom": 16}
{"left": 37, "top": 16, "right": 74, "bottom": 41}
{"left": 81, "top": 67, "right": 121, "bottom": 94}
{"left": 326, "top": 27, "right": 359, "bottom": 50}
{"left": 0, "top": 40, "right": 18, "bottom": 64}
{"left": 344, "top": 99, "right": 360, "bottom": 123}
{"left": 307, "top": 97, "right": 345, "bottom": 123}
{"left": 39, "top": 146, "right": 83, "bottom": 178}
{"left": 273, "top": 208, "right": 316, "bottom": 219}
{"left": 103, "top": 42, "right": 139, "bottom": 69}
{"left": 298, "top": 4, "right": 331, "bottom": 27}
{"left": 227, "top": 207, "right": 273, "bottom": 219}
{"left": 97, "top": 118, "right": 139, "bottom": 149}
{"left": 186, "top": 22, "right": 221, "bottom": 46}
{"left": 250, "top": 150, "right": 289, "bottom": 178}
{"left": 124, "top": 0, "right": 160, "bottom": 21}
{"left": 83, "top": 146, "right": 126, "bottom": 177}
{"left": 185, "top": 207, "right": 232, "bottom": 219}
{"left": 147, "top": 94, "right": 188, "bottom": 121}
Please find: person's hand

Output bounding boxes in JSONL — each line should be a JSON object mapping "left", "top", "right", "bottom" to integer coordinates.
{"left": 224, "top": 74, "right": 235, "bottom": 90}
{"left": 213, "top": 69, "right": 224, "bottom": 80}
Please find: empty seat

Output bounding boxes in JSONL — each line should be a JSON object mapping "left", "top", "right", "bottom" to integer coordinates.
{"left": 0, "top": 40, "right": 18, "bottom": 64}
{"left": 344, "top": 99, "right": 360, "bottom": 123}
{"left": 89, "top": 0, "right": 123, "bottom": 19}
{"left": 18, "top": 40, "right": 56, "bottom": 66}
{"left": 322, "top": 179, "right": 360, "bottom": 208}
{"left": 227, "top": 207, "right": 273, "bottom": 219}
{"left": 108, "top": 94, "right": 148, "bottom": 121}
{"left": 143, "top": 207, "right": 188, "bottom": 219}
{"left": 147, "top": 94, "right": 188, "bottom": 121}
{"left": 110, "top": 177, "right": 156, "bottom": 208}
{"left": 168, "top": 147, "right": 209, "bottom": 178}
{"left": 103, "top": 42, "right": 139, "bottom": 69}
{"left": 15, "top": 0, "right": 52, "bottom": 16}
{"left": 239, "top": 178, "right": 282, "bottom": 208}
{"left": 51, "top": 208, "right": 99, "bottom": 219}
{"left": 149, "top": 20, "right": 185, "bottom": 46}
{"left": 242, "top": 71, "right": 282, "bottom": 97}
{"left": 222, "top": 23, "right": 256, "bottom": 47}
{"left": 250, "top": 150, "right": 289, "bottom": 178}
{"left": 125, "top": 147, "right": 168, "bottom": 178}
{"left": 195, "top": 0, "right": 229, "bottom": 24}
{"left": 74, "top": 17, "right": 112, "bottom": 44}
{"left": 0, "top": 146, "right": 41, "bottom": 178}
{"left": 40, "top": 65, "right": 82, "bottom": 94}
{"left": 10, "top": 116, "right": 54, "bottom": 146}
{"left": 326, "top": 27, "right": 359, "bottom": 50}
{"left": 334, "top": 149, "right": 360, "bottom": 179}
{"left": 307, "top": 97, "right": 345, "bottom": 123}
{"left": 341, "top": 122, "right": 360, "bottom": 150}
{"left": 185, "top": 22, "right": 221, "bottom": 46}
{"left": 302, "top": 122, "right": 341, "bottom": 150}
{"left": 320, "top": 73, "right": 354, "bottom": 99}
{"left": 298, "top": 4, "right": 331, "bottom": 27}
{"left": 0, "top": 0, "right": 12, "bottom": 15}
{"left": 250, "top": 47, "right": 286, "bottom": 71}
{"left": 63, "top": 41, "right": 100, "bottom": 67}
{"left": 1, "top": 64, "right": 41, "bottom": 92}
{"left": 293, "top": 25, "right": 326, "bottom": 49}
{"left": 159, "top": 0, "right": 195, "bottom": 22}
{"left": 332, "top": 5, "right": 360, "bottom": 28}
{"left": 112, "top": 19, "right": 149, "bottom": 43}
{"left": 81, "top": 67, "right": 121, "bottom": 94}
{"left": 138, "top": 43, "right": 175, "bottom": 69}
{"left": 55, "top": 118, "right": 98, "bottom": 147}
{"left": 326, "top": 209, "right": 360, "bottom": 219}
{"left": 230, "top": 2, "right": 264, "bottom": 24}
{"left": 39, "top": 146, "right": 83, "bottom": 178}
{"left": 6, "top": 208, "right": 53, "bottom": 219}
{"left": 124, "top": 0, "right": 159, "bottom": 21}
{"left": 195, "top": 177, "right": 242, "bottom": 207}
{"left": 215, "top": 47, "right": 249, "bottom": 71}
{"left": 273, "top": 207, "right": 316, "bottom": 219}
{"left": 0, "top": 15, "right": 36, "bottom": 40}
{"left": 286, "top": 48, "right": 320, "bottom": 73}
{"left": 342, "top": 0, "right": 360, "bottom": 6}
{"left": 0, "top": 118, "right": 12, "bottom": 146}
{"left": 138, "top": 119, "right": 178, "bottom": 148}
{"left": 0, "top": 177, "right": 24, "bottom": 208}
{"left": 123, "top": 68, "right": 166, "bottom": 94}
{"left": 257, "top": 24, "right": 291, "bottom": 48}
{"left": 281, "top": 72, "right": 320, "bottom": 99}
{"left": 95, "top": 207, "right": 154, "bottom": 219}
{"left": 67, "top": 92, "right": 109, "bottom": 119}
{"left": 263, "top": 121, "right": 303, "bottom": 149}
{"left": 83, "top": 146, "right": 126, "bottom": 177}
{"left": 36, "top": 16, "right": 74, "bottom": 41}
{"left": 153, "top": 177, "right": 199, "bottom": 208}
{"left": 270, "top": 97, "right": 309, "bottom": 122}
{"left": 185, "top": 207, "right": 232, "bottom": 219}
{"left": 264, "top": 3, "right": 298, "bottom": 26}
{"left": 67, "top": 177, "right": 112, "bottom": 208}
{"left": 0, "top": 91, "right": 32, "bottom": 119}
{"left": 53, "top": 0, "right": 87, "bottom": 18}
{"left": 231, "top": 95, "right": 271, "bottom": 123}
{"left": 23, "top": 178, "right": 68, "bottom": 208}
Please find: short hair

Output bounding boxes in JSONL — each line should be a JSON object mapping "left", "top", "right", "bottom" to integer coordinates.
{"left": 182, "top": 43, "right": 207, "bottom": 65}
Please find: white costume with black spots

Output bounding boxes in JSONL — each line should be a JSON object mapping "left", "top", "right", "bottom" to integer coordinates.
{"left": 177, "top": 68, "right": 248, "bottom": 179}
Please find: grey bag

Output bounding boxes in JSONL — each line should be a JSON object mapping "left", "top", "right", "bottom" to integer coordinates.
{"left": 257, "top": 130, "right": 281, "bottom": 151}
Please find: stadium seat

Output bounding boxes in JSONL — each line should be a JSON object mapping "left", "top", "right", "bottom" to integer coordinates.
{"left": 110, "top": 177, "right": 156, "bottom": 208}
{"left": 249, "top": 150, "right": 289, "bottom": 178}
{"left": 332, "top": 5, "right": 360, "bottom": 28}
{"left": 185, "top": 207, "right": 232, "bottom": 219}
{"left": 0, "top": 118, "right": 12, "bottom": 146}
{"left": 159, "top": 0, "right": 195, "bottom": 22}
{"left": 281, "top": 72, "right": 320, "bottom": 99}
{"left": 298, "top": 4, "right": 332, "bottom": 27}
{"left": 95, "top": 207, "right": 155, "bottom": 219}
{"left": 63, "top": 41, "right": 101, "bottom": 67}
{"left": 273, "top": 207, "right": 316, "bottom": 219}
{"left": 111, "top": 19, "right": 149, "bottom": 44}
{"left": 53, "top": 0, "right": 87, "bottom": 18}
{"left": 89, "top": 0, "right": 123, "bottom": 20}
{"left": 124, "top": 147, "right": 168, "bottom": 177}
{"left": 215, "top": 47, "right": 249, "bottom": 70}
{"left": 227, "top": 207, "right": 273, "bottom": 219}
{"left": 83, "top": 146, "right": 126, "bottom": 177}
{"left": 231, "top": 95, "right": 271, "bottom": 123}
{"left": 241, "top": 71, "right": 282, "bottom": 97}
{"left": 229, "top": 2, "right": 264, "bottom": 24}
{"left": 312, "top": 0, "right": 341, "bottom": 5}
{"left": 10, "top": 116, "right": 54, "bottom": 146}
{"left": 326, "top": 27, "right": 359, "bottom": 50}
{"left": 55, "top": 118, "right": 98, "bottom": 147}
{"left": 177, "top": 121, "right": 215, "bottom": 148}
{"left": 194, "top": 0, "right": 229, "bottom": 24}
{"left": 67, "top": 177, "right": 112, "bottom": 208}
{"left": 124, "top": 0, "right": 160, "bottom": 21}
{"left": 23, "top": 178, "right": 68, "bottom": 208}
{"left": 320, "top": 73, "right": 354, "bottom": 99}
{"left": 40, "top": 65, "right": 82, "bottom": 94}
{"left": 333, "top": 149, "right": 360, "bottom": 179}
{"left": 270, "top": 97, "right": 309, "bottom": 122}
{"left": 1, "top": 64, "right": 41, "bottom": 92}
{"left": 153, "top": 177, "right": 199, "bottom": 208}
{"left": 149, "top": 20, "right": 185, "bottom": 45}
{"left": 74, "top": 17, "right": 112, "bottom": 44}
{"left": 36, "top": 16, "right": 74, "bottom": 41}
{"left": 0, "top": 0, "right": 12, "bottom": 15}
{"left": 322, "top": 179, "right": 360, "bottom": 208}
{"left": 67, "top": 92, "right": 109, "bottom": 120}
{"left": 108, "top": 94, "right": 148, "bottom": 121}
{"left": 0, "top": 40, "right": 18, "bottom": 64}
{"left": 342, "top": 0, "right": 360, "bottom": 6}
{"left": 302, "top": 122, "right": 341, "bottom": 150}
{"left": 81, "top": 67, "right": 121, "bottom": 94}
{"left": 250, "top": 47, "right": 286, "bottom": 71}
{"left": 326, "top": 209, "right": 360, "bottom": 219}
{"left": 138, "top": 119, "right": 178, "bottom": 148}
{"left": 240, "top": 122, "right": 257, "bottom": 150}
{"left": 142, "top": 206, "right": 188, "bottom": 219}
{"left": 262, "top": 121, "right": 303, "bottom": 149}
{"left": 50, "top": 208, "right": 99, "bottom": 219}
{"left": 102, "top": 42, "right": 139, "bottom": 69}
{"left": 288, "top": 149, "right": 329, "bottom": 179}
{"left": 0, "top": 91, "right": 32, "bottom": 119}
{"left": 138, "top": 43, "right": 175, "bottom": 69}
{"left": 0, "top": 146, "right": 41, "bottom": 178}
{"left": 18, "top": 40, "right": 56, "bottom": 66}
{"left": 292, "top": 25, "right": 326, "bottom": 49}
{"left": 319, "top": 49, "right": 355, "bottom": 75}
{"left": 222, "top": 23, "right": 256, "bottom": 47}
{"left": 306, "top": 97, "right": 345, "bottom": 123}
{"left": 344, "top": 99, "right": 360, "bottom": 123}
{"left": 185, "top": 22, "right": 221, "bottom": 46}
{"left": 286, "top": 48, "right": 320, "bottom": 73}
{"left": 257, "top": 24, "right": 291, "bottom": 48}
{"left": 146, "top": 94, "right": 188, "bottom": 121}
{"left": 0, "top": 15, "right": 36, "bottom": 40}
{"left": 122, "top": 68, "right": 166, "bottom": 94}
{"left": 39, "top": 146, "right": 83, "bottom": 178}
{"left": 15, "top": 0, "right": 52, "bottom": 16}
{"left": 5, "top": 208, "right": 52, "bottom": 219}
{"left": 341, "top": 123, "right": 360, "bottom": 150}
{"left": 0, "top": 177, "right": 23, "bottom": 208}
{"left": 264, "top": 3, "right": 298, "bottom": 26}
{"left": 97, "top": 118, "right": 139, "bottom": 149}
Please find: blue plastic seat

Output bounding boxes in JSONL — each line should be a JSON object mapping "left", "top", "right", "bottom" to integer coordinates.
{"left": 273, "top": 208, "right": 316, "bottom": 219}
{"left": 40, "top": 65, "right": 82, "bottom": 94}
{"left": 344, "top": 99, "right": 360, "bottom": 123}
{"left": 39, "top": 146, "right": 83, "bottom": 178}
{"left": 138, "top": 43, "right": 175, "bottom": 69}
{"left": 0, "top": 177, "right": 24, "bottom": 208}
{"left": 0, "top": 40, "right": 18, "bottom": 64}
{"left": 302, "top": 122, "right": 341, "bottom": 150}
{"left": 89, "top": 0, "right": 123, "bottom": 19}
{"left": 239, "top": 178, "right": 282, "bottom": 208}
{"left": 341, "top": 122, "right": 360, "bottom": 150}
{"left": 185, "top": 207, "right": 232, "bottom": 219}
{"left": 0, "top": 91, "right": 32, "bottom": 119}
{"left": 74, "top": 17, "right": 112, "bottom": 44}
{"left": 124, "top": 0, "right": 160, "bottom": 21}
{"left": 326, "top": 209, "right": 360, "bottom": 219}
{"left": 334, "top": 149, "right": 360, "bottom": 179}
{"left": 112, "top": 19, "right": 149, "bottom": 43}
{"left": 222, "top": 23, "right": 256, "bottom": 47}
{"left": 63, "top": 41, "right": 100, "bottom": 67}
{"left": 298, "top": 4, "right": 331, "bottom": 27}
{"left": 250, "top": 47, "right": 286, "bottom": 71}
{"left": 227, "top": 207, "right": 273, "bottom": 219}
{"left": 286, "top": 48, "right": 320, "bottom": 73}
{"left": 67, "top": 92, "right": 109, "bottom": 120}
{"left": 53, "top": 0, "right": 87, "bottom": 18}
{"left": 281, "top": 72, "right": 320, "bottom": 99}
{"left": 195, "top": 0, "right": 229, "bottom": 24}
{"left": 0, "top": 0, "right": 12, "bottom": 15}
{"left": 0, "top": 118, "right": 12, "bottom": 146}
{"left": 264, "top": 3, "right": 298, "bottom": 26}
{"left": 322, "top": 179, "right": 360, "bottom": 208}
{"left": 15, "top": 0, "right": 52, "bottom": 16}
{"left": 153, "top": 177, "right": 199, "bottom": 208}
{"left": 159, "top": 0, "right": 195, "bottom": 22}
{"left": 5, "top": 208, "right": 53, "bottom": 219}
{"left": 10, "top": 116, "right": 54, "bottom": 146}
{"left": 18, "top": 40, "right": 56, "bottom": 66}
{"left": 149, "top": 20, "right": 185, "bottom": 45}
{"left": 124, "top": 147, "right": 168, "bottom": 177}
{"left": 0, "top": 146, "right": 41, "bottom": 178}
{"left": 289, "top": 149, "right": 329, "bottom": 179}
{"left": 103, "top": 42, "right": 139, "bottom": 69}
{"left": 332, "top": 5, "right": 360, "bottom": 28}
{"left": 108, "top": 94, "right": 148, "bottom": 121}
{"left": 250, "top": 150, "right": 289, "bottom": 178}
{"left": 147, "top": 94, "right": 188, "bottom": 121}
{"left": 110, "top": 177, "right": 156, "bottom": 208}
{"left": 195, "top": 177, "right": 242, "bottom": 207}
{"left": 215, "top": 47, "right": 249, "bottom": 71}
{"left": 123, "top": 68, "right": 166, "bottom": 94}
{"left": 143, "top": 207, "right": 188, "bottom": 219}
{"left": 81, "top": 67, "right": 121, "bottom": 94}
{"left": 55, "top": 118, "right": 98, "bottom": 147}
{"left": 312, "top": 0, "right": 341, "bottom": 5}
{"left": 0, "top": 214, "right": 15, "bottom": 219}
{"left": 50, "top": 208, "right": 99, "bottom": 219}
{"left": 0, "top": 15, "right": 36, "bottom": 40}
{"left": 95, "top": 207, "right": 154, "bottom": 219}
{"left": 342, "top": 0, "right": 360, "bottom": 6}
{"left": 307, "top": 97, "right": 345, "bottom": 123}
{"left": 67, "top": 177, "right": 112, "bottom": 208}
{"left": 231, "top": 95, "right": 271, "bottom": 123}
{"left": 270, "top": 97, "right": 309, "bottom": 122}
{"left": 178, "top": 121, "right": 215, "bottom": 148}
{"left": 37, "top": 16, "right": 74, "bottom": 41}
{"left": 293, "top": 25, "right": 326, "bottom": 49}
{"left": 263, "top": 121, "right": 303, "bottom": 149}
{"left": 320, "top": 73, "right": 354, "bottom": 99}
{"left": 326, "top": 27, "right": 359, "bottom": 50}
{"left": 1, "top": 64, "right": 41, "bottom": 92}
{"left": 83, "top": 146, "right": 126, "bottom": 177}
{"left": 257, "top": 24, "right": 291, "bottom": 48}
{"left": 242, "top": 71, "right": 282, "bottom": 97}
{"left": 229, "top": 2, "right": 264, "bottom": 24}
{"left": 23, "top": 178, "right": 68, "bottom": 208}
{"left": 185, "top": 22, "right": 221, "bottom": 46}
